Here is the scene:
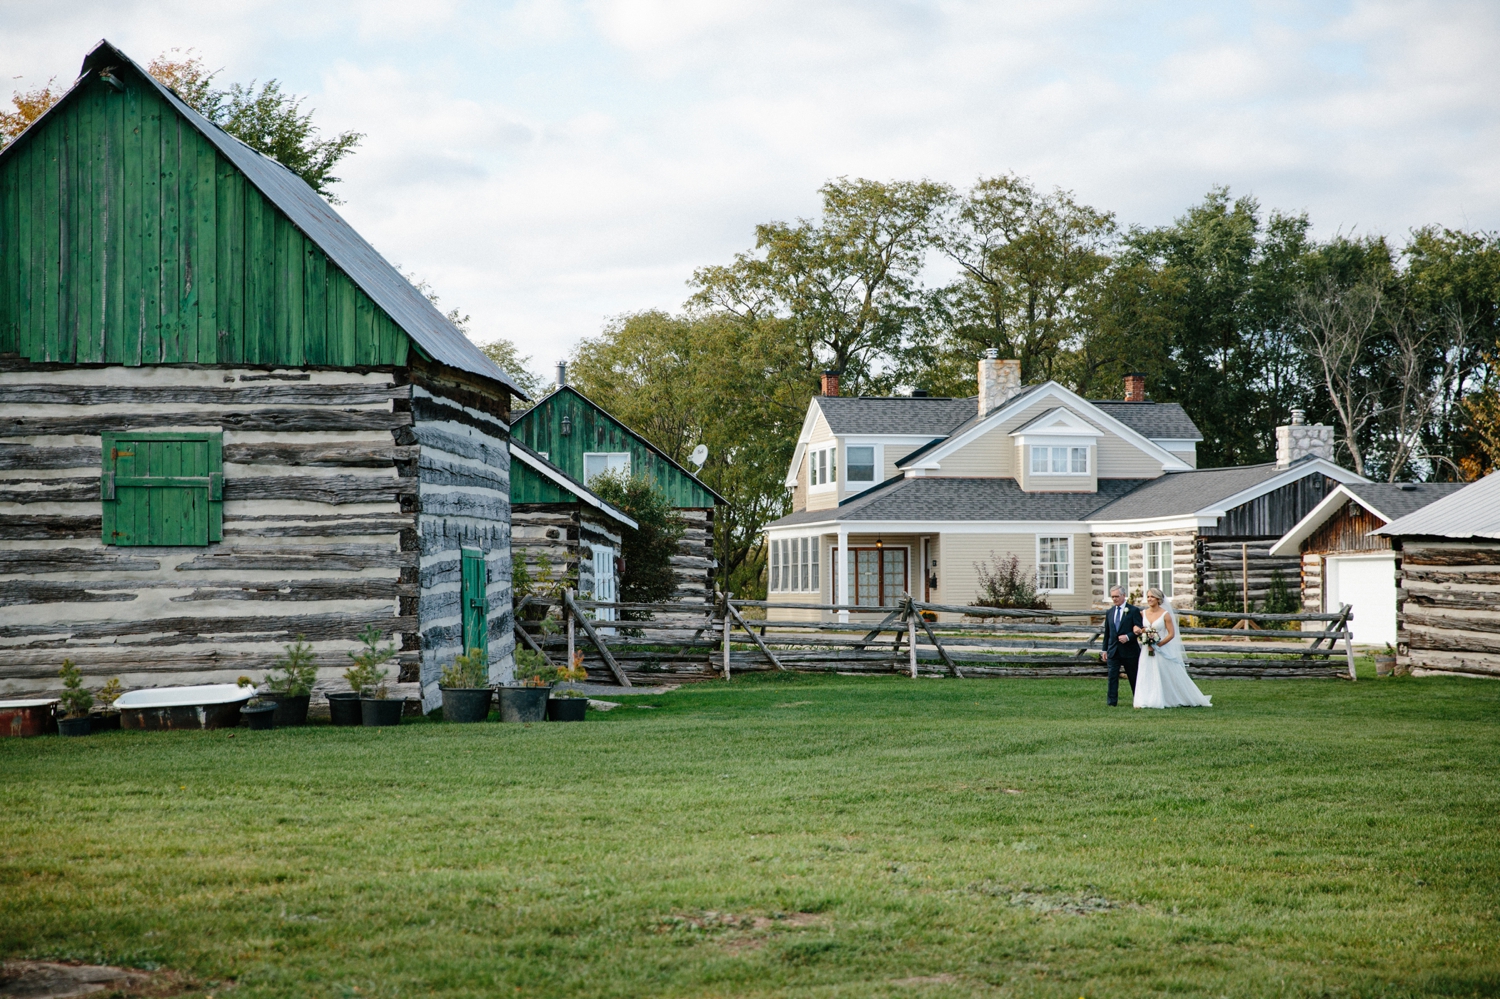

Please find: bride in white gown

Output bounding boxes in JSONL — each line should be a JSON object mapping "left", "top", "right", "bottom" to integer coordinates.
{"left": 1132, "top": 587, "right": 1212, "bottom": 709}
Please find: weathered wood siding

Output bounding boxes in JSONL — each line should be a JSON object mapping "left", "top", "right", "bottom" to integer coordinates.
{"left": 512, "top": 503, "right": 625, "bottom": 604}
{"left": 0, "top": 364, "right": 417, "bottom": 697}
{"left": 1195, "top": 539, "right": 1300, "bottom": 609}
{"left": 1200, "top": 474, "right": 1337, "bottom": 538}
{"left": 1396, "top": 541, "right": 1500, "bottom": 678}
{"left": 1304, "top": 500, "right": 1390, "bottom": 556}
{"left": 0, "top": 70, "right": 409, "bottom": 368}
{"left": 403, "top": 374, "right": 514, "bottom": 711}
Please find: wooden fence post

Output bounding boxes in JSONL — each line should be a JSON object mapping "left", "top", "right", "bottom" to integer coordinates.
{"left": 906, "top": 596, "right": 918, "bottom": 678}
{"left": 566, "top": 589, "right": 575, "bottom": 675}
{"left": 723, "top": 591, "right": 733, "bottom": 680}
{"left": 1341, "top": 603, "right": 1357, "bottom": 680}
{"left": 727, "top": 598, "right": 786, "bottom": 671}
{"left": 564, "top": 590, "right": 631, "bottom": 687}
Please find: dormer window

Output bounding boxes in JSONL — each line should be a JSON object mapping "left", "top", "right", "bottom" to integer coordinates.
{"left": 809, "top": 446, "right": 838, "bottom": 489}
{"left": 1030, "top": 445, "right": 1089, "bottom": 475}
{"left": 846, "top": 446, "right": 876, "bottom": 482}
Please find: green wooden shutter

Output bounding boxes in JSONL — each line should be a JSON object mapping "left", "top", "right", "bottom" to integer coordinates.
{"left": 460, "top": 548, "right": 488, "bottom": 656}
{"left": 102, "top": 432, "right": 223, "bottom": 546}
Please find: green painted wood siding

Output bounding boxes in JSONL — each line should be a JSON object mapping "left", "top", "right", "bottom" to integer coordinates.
{"left": 511, "top": 388, "right": 719, "bottom": 509}
{"left": 510, "top": 459, "right": 580, "bottom": 505}
{"left": 0, "top": 72, "right": 408, "bottom": 368}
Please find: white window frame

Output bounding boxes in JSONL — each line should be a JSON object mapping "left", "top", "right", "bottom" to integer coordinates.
{"left": 844, "top": 443, "right": 879, "bottom": 487}
{"left": 1036, "top": 535, "right": 1073, "bottom": 594}
{"left": 1029, "top": 445, "right": 1089, "bottom": 476}
{"left": 1145, "top": 539, "right": 1174, "bottom": 598}
{"left": 770, "top": 537, "right": 780, "bottom": 592}
{"left": 583, "top": 451, "right": 631, "bottom": 484}
{"left": 1103, "top": 541, "right": 1130, "bottom": 597}
{"left": 809, "top": 445, "right": 838, "bottom": 492}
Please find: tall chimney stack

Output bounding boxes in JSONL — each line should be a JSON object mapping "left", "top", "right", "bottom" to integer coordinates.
{"left": 977, "top": 349, "right": 1021, "bottom": 416}
{"left": 821, "top": 370, "right": 840, "bottom": 397}
{"left": 556, "top": 361, "right": 567, "bottom": 389}
{"left": 1123, "top": 373, "right": 1146, "bottom": 403}
{"left": 1275, "top": 409, "right": 1334, "bottom": 468}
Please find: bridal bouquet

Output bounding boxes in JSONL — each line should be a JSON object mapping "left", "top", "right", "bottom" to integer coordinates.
{"left": 1139, "top": 625, "right": 1161, "bottom": 657}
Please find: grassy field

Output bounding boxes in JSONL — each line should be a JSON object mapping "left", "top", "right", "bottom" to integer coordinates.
{"left": 2, "top": 671, "right": 1498, "bottom": 998}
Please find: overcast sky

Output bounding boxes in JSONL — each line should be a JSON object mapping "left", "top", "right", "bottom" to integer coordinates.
{"left": 5, "top": 1, "right": 1499, "bottom": 385}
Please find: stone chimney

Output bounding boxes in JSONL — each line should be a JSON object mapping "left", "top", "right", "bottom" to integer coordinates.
{"left": 1276, "top": 409, "right": 1334, "bottom": 468}
{"left": 1124, "top": 372, "right": 1146, "bottom": 403}
{"left": 978, "top": 349, "right": 1021, "bottom": 416}
{"left": 820, "top": 370, "right": 840, "bottom": 397}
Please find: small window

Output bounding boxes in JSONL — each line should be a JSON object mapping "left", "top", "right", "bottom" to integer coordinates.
{"left": 1146, "top": 540, "right": 1173, "bottom": 597}
{"left": 846, "top": 445, "right": 876, "bottom": 482}
{"left": 583, "top": 452, "right": 630, "bottom": 484}
{"left": 1105, "top": 542, "right": 1129, "bottom": 596}
{"left": 1037, "top": 536, "right": 1071, "bottom": 591}
{"left": 769, "top": 538, "right": 780, "bottom": 591}
{"left": 811, "top": 539, "right": 820, "bottom": 592}
{"left": 102, "top": 432, "right": 223, "bottom": 546}
{"left": 817, "top": 450, "right": 827, "bottom": 485}
{"left": 830, "top": 448, "right": 837, "bottom": 482}
{"left": 1030, "top": 445, "right": 1088, "bottom": 475}
{"left": 801, "top": 537, "right": 810, "bottom": 590}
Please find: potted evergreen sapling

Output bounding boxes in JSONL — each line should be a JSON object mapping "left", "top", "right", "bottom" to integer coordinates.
{"left": 91, "top": 677, "right": 123, "bottom": 732}
{"left": 499, "top": 650, "right": 555, "bottom": 723}
{"left": 237, "top": 678, "right": 278, "bottom": 730}
{"left": 262, "top": 636, "right": 317, "bottom": 726}
{"left": 440, "top": 647, "right": 493, "bottom": 723}
{"left": 546, "top": 652, "right": 591, "bottom": 722}
{"left": 346, "top": 626, "right": 402, "bottom": 727}
{"left": 56, "top": 660, "right": 93, "bottom": 737}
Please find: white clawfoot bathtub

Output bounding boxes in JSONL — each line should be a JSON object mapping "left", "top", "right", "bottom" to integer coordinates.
{"left": 114, "top": 684, "right": 255, "bottom": 731}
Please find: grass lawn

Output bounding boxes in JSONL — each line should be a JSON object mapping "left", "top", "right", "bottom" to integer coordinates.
{"left": 2, "top": 671, "right": 1498, "bottom": 998}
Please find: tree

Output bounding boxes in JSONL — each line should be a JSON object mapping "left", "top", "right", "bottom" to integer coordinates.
{"left": 587, "top": 472, "right": 686, "bottom": 605}
{"left": 0, "top": 78, "right": 63, "bottom": 147}
{"left": 148, "top": 51, "right": 361, "bottom": 202}
{"left": 478, "top": 338, "right": 547, "bottom": 405}
{"left": 1294, "top": 276, "right": 1385, "bottom": 476}
{"left": 690, "top": 177, "right": 947, "bottom": 394}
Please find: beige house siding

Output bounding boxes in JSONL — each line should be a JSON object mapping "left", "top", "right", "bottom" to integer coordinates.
{"left": 1087, "top": 532, "right": 1197, "bottom": 609}
{"left": 1017, "top": 444, "right": 1098, "bottom": 493}
{"left": 1095, "top": 430, "right": 1169, "bottom": 479}
{"left": 937, "top": 531, "right": 1092, "bottom": 615}
{"left": 928, "top": 398, "right": 1167, "bottom": 481}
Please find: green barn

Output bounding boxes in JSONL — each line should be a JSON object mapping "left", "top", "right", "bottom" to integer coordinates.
{"left": 0, "top": 41, "right": 526, "bottom": 709}
{"left": 511, "top": 380, "right": 723, "bottom": 604}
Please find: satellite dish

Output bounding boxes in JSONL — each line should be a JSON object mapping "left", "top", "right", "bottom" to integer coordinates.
{"left": 689, "top": 444, "right": 708, "bottom": 469}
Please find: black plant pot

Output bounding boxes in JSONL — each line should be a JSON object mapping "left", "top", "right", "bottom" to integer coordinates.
{"left": 57, "top": 716, "right": 92, "bottom": 737}
{"left": 243, "top": 704, "right": 277, "bottom": 730}
{"left": 89, "top": 712, "right": 121, "bottom": 733}
{"left": 267, "top": 693, "right": 311, "bottom": 727}
{"left": 361, "top": 697, "right": 403, "bottom": 727}
{"left": 497, "top": 684, "right": 550, "bottom": 723}
{"left": 546, "top": 697, "right": 588, "bottom": 722}
{"left": 327, "top": 691, "right": 362, "bottom": 727}
{"left": 441, "top": 687, "right": 492, "bottom": 723}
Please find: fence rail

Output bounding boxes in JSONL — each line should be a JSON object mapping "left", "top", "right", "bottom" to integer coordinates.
{"left": 515, "top": 591, "right": 1359, "bottom": 686}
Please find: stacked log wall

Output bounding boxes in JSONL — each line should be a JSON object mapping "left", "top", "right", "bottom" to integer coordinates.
{"left": 1396, "top": 541, "right": 1500, "bottom": 678}
{"left": 1194, "top": 539, "right": 1301, "bottom": 609}
{"left": 673, "top": 507, "right": 715, "bottom": 607}
{"left": 404, "top": 379, "right": 514, "bottom": 711}
{"left": 0, "top": 364, "right": 417, "bottom": 698}
{"left": 1088, "top": 532, "right": 1197, "bottom": 608}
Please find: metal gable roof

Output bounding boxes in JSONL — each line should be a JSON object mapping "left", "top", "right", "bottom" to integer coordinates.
{"left": 23, "top": 40, "right": 525, "bottom": 397}
{"left": 1374, "top": 472, "right": 1500, "bottom": 539}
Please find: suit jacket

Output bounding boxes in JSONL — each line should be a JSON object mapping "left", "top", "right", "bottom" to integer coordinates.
{"left": 1103, "top": 603, "right": 1143, "bottom": 661}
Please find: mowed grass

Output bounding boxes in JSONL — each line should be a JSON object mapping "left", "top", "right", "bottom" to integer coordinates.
{"left": 2, "top": 672, "right": 1498, "bottom": 999}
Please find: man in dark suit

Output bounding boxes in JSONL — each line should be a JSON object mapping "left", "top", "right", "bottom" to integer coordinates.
{"left": 1100, "top": 585, "right": 1143, "bottom": 706}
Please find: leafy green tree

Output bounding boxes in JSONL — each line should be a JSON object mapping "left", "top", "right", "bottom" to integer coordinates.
{"left": 588, "top": 472, "right": 687, "bottom": 604}
{"left": 479, "top": 338, "right": 548, "bottom": 405}
{"left": 148, "top": 50, "right": 362, "bottom": 202}
{"left": 690, "top": 177, "right": 947, "bottom": 394}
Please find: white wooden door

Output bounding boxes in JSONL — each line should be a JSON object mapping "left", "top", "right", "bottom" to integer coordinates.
{"left": 592, "top": 545, "right": 617, "bottom": 634}
{"left": 1327, "top": 554, "right": 1397, "bottom": 647}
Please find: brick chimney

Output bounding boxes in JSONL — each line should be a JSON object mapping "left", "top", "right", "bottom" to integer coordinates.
{"left": 1124, "top": 372, "right": 1146, "bottom": 403}
{"left": 820, "top": 370, "right": 840, "bottom": 397}
{"left": 1275, "top": 409, "right": 1334, "bottom": 468}
{"left": 978, "top": 349, "right": 1021, "bottom": 416}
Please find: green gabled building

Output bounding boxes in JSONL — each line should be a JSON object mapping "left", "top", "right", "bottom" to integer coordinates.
{"left": 511, "top": 381, "right": 724, "bottom": 603}
{"left": 0, "top": 41, "right": 527, "bottom": 706}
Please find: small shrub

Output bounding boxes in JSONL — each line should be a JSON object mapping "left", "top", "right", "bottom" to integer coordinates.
{"left": 57, "top": 660, "right": 93, "bottom": 719}
{"left": 973, "top": 553, "right": 1051, "bottom": 610}
{"left": 589, "top": 472, "right": 686, "bottom": 605}
{"left": 513, "top": 648, "right": 559, "bottom": 687}
{"left": 344, "top": 625, "right": 397, "bottom": 699}
{"left": 96, "top": 677, "right": 123, "bottom": 713}
{"left": 264, "top": 635, "right": 318, "bottom": 696}
{"left": 1264, "top": 568, "right": 1299, "bottom": 615}
{"left": 441, "top": 647, "right": 490, "bottom": 689}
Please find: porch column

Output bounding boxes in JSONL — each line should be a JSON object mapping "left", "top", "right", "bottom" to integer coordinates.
{"left": 837, "top": 525, "right": 850, "bottom": 622}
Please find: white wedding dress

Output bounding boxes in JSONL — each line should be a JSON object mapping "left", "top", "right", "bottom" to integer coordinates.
{"left": 1134, "top": 602, "right": 1212, "bottom": 709}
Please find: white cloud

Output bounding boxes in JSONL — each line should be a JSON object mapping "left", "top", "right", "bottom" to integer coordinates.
{"left": 4, "top": 0, "right": 1499, "bottom": 384}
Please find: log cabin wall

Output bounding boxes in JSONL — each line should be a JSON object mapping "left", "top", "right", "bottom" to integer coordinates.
{"left": 404, "top": 369, "right": 515, "bottom": 711}
{"left": 511, "top": 503, "right": 626, "bottom": 605}
{"left": 1194, "top": 475, "right": 1338, "bottom": 607}
{"left": 0, "top": 363, "right": 418, "bottom": 698}
{"left": 1088, "top": 531, "right": 1197, "bottom": 608}
{"left": 675, "top": 508, "right": 715, "bottom": 606}
{"left": 1394, "top": 540, "right": 1500, "bottom": 678}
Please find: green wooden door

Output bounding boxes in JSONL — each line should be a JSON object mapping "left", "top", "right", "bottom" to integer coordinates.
{"left": 102, "top": 433, "right": 223, "bottom": 545}
{"left": 460, "top": 549, "right": 488, "bottom": 656}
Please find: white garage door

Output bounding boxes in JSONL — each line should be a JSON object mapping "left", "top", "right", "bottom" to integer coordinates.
{"left": 1326, "top": 555, "right": 1397, "bottom": 647}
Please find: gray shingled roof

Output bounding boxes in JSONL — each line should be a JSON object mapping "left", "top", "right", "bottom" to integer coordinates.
{"left": 1089, "top": 401, "right": 1202, "bottom": 441}
{"left": 816, "top": 396, "right": 977, "bottom": 436}
{"left": 50, "top": 41, "right": 526, "bottom": 398}
{"left": 1087, "top": 463, "right": 1287, "bottom": 520}
{"left": 892, "top": 386, "right": 1048, "bottom": 466}
{"left": 1343, "top": 482, "right": 1467, "bottom": 522}
{"left": 767, "top": 476, "right": 1149, "bottom": 527}
{"left": 1374, "top": 472, "right": 1500, "bottom": 539}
